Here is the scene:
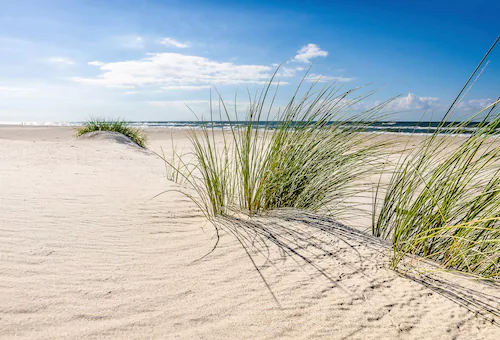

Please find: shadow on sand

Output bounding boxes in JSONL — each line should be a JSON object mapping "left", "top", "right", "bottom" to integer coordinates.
{"left": 204, "top": 209, "right": 499, "bottom": 324}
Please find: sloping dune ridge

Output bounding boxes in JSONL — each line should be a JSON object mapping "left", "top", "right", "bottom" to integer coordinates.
{"left": 0, "top": 126, "right": 499, "bottom": 339}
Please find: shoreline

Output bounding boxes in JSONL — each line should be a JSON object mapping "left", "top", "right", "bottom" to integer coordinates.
{"left": 1, "top": 124, "right": 497, "bottom": 139}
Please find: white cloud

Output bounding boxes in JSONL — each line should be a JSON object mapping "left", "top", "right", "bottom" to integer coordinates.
{"left": 47, "top": 57, "right": 75, "bottom": 65}
{"left": 457, "top": 98, "right": 496, "bottom": 111}
{"left": 148, "top": 100, "right": 208, "bottom": 107}
{"left": 276, "top": 66, "right": 301, "bottom": 78}
{"left": 384, "top": 93, "right": 439, "bottom": 111}
{"left": 331, "top": 76, "right": 354, "bottom": 82}
{"left": 72, "top": 52, "right": 278, "bottom": 89}
{"left": 159, "top": 37, "right": 189, "bottom": 48}
{"left": 88, "top": 61, "right": 104, "bottom": 66}
{"left": 305, "top": 73, "right": 354, "bottom": 83}
{"left": 118, "top": 35, "right": 144, "bottom": 49}
{"left": 0, "top": 86, "right": 37, "bottom": 92}
{"left": 293, "top": 44, "right": 328, "bottom": 63}
{"left": 162, "top": 85, "right": 211, "bottom": 91}
{"left": 0, "top": 86, "right": 39, "bottom": 98}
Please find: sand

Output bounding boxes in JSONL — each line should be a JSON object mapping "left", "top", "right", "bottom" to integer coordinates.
{"left": 0, "top": 126, "right": 499, "bottom": 339}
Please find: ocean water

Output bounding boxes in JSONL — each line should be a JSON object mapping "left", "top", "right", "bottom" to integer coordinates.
{"left": 3, "top": 121, "right": 498, "bottom": 135}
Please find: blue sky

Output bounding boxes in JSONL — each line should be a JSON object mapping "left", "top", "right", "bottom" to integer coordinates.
{"left": 0, "top": 0, "right": 499, "bottom": 122}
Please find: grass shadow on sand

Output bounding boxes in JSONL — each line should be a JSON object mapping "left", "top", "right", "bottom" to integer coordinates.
{"left": 210, "top": 210, "right": 499, "bottom": 324}
{"left": 396, "top": 267, "right": 500, "bottom": 324}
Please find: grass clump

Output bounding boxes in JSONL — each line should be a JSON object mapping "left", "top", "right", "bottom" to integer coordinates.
{"left": 373, "top": 106, "right": 500, "bottom": 279}
{"left": 76, "top": 118, "right": 148, "bottom": 148}
{"left": 231, "top": 80, "right": 388, "bottom": 219}
{"left": 373, "top": 37, "right": 500, "bottom": 280}
{"left": 162, "top": 69, "right": 389, "bottom": 220}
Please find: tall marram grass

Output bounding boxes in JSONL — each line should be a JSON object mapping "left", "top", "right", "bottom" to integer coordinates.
{"left": 76, "top": 118, "right": 148, "bottom": 147}
{"left": 162, "top": 70, "right": 390, "bottom": 220}
{"left": 373, "top": 36, "right": 500, "bottom": 280}
{"left": 373, "top": 104, "right": 500, "bottom": 279}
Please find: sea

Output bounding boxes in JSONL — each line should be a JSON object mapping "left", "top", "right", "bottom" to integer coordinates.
{"left": 2, "top": 121, "right": 498, "bottom": 135}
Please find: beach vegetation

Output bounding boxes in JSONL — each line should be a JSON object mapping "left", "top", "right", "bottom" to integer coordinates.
{"left": 160, "top": 69, "right": 389, "bottom": 220}
{"left": 373, "top": 104, "right": 500, "bottom": 279}
{"left": 76, "top": 118, "right": 148, "bottom": 148}
{"left": 373, "top": 37, "right": 500, "bottom": 280}
{"left": 161, "top": 41, "right": 500, "bottom": 282}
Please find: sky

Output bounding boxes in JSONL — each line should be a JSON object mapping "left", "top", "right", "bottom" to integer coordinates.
{"left": 0, "top": 0, "right": 499, "bottom": 122}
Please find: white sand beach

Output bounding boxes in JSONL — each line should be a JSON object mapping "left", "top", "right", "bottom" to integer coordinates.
{"left": 1, "top": 126, "right": 499, "bottom": 339}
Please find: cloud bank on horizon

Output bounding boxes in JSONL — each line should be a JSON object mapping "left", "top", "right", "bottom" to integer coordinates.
{"left": 0, "top": 0, "right": 498, "bottom": 122}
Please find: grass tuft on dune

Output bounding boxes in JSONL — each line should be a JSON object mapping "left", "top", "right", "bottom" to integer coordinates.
{"left": 76, "top": 118, "right": 148, "bottom": 148}
{"left": 162, "top": 69, "right": 389, "bottom": 220}
{"left": 373, "top": 101, "right": 500, "bottom": 280}
{"left": 373, "top": 37, "right": 500, "bottom": 280}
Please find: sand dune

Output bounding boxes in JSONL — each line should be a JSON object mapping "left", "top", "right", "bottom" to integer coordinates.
{"left": 0, "top": 126, "right": 498, "bottom": 339}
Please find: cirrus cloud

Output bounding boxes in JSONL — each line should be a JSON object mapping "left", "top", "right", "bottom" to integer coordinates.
{"left": 47, "top": 57, "right": 75, "bottom": 65}
{"left": 161, "top": 85, "right": 212, "bottom": 90}
{"left": 0, "top": 86, "right": 38, "bottom": 93}
{"left": 305, "top": 73, "right": 354, "bottom": 83}
{"left": 159, "top": 37, "right": 189, "bottom": 48}
{"left": 0, "top": 86, "right": 39, "bottom": 99}
{"left": 117, "top": 35, "right": 144, "bottom": 49}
